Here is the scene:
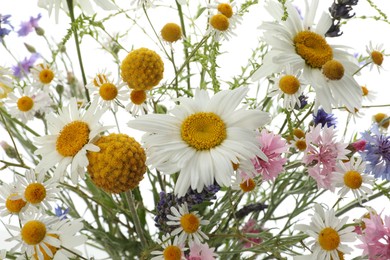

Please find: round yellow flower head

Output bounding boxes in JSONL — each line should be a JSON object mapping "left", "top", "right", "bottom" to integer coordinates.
{"left": 87, "top": 133, "right": 147, "bottom": 193}
{"left": 120, "top": 48, "right": 164, "bottom": 91}
{"left": 161, "top": 23, "right": 182, "bottom": 43}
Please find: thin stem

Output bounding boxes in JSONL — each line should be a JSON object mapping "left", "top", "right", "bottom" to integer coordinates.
{"left": 124, "top": 190, "right": 148, "bottom": 248}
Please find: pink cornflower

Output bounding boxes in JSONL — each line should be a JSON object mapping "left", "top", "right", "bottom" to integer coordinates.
{"left": 351, "top": 139, "right": 367, "bottom": 152}
{"left": 252, "top": 129, "right": 288, "bottom": 181}
{"left": 303, "top": 125, "right": 349, "bottom": 190}
{"left": 241, "top": 219, "right": 263, "bottom": 248}
{"left": 356, "top": 213, "right": 390, "bottom": 260}
{"left": 187, "top": 241, "right": 218, "bottom": 260}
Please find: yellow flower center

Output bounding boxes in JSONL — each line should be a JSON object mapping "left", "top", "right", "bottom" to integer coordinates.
{"left": 93, "top": 73, "right": 108, "bottom": 87}
{"left": 293, "top": 31, "right": 333, "bottom": 68}
{"left": 21, "top": 220, "right": 47, "bottom": 245}
{"left": 240, "top": 178, "right": 256, "bottom": 192}
{"left": 6, "top": 193, "right": 27, "bottom": 213}
{"left": 322, "top": 60, "right": 344, "bottom": 80}
{"left": 210, "top": 14, "right": 230, "bottom": 31}
{"left": 279, "top": 75, "right": 300, "bottom": 94}
{"left": 25, "top": 183, "right": 46, "bottom": 204}
{"left": 130, "top": 90, "right": 147, "bottom": 105}
{"left": 371, "top": 50, "right": 384, "bottom": 66}
{"left": 343, "top": 170, "right": 363, "bottom": 189}
{"left": 180, "top": 213, "right": 200, "bottom": 234}
{"left": 33, "top": 234, "right": 59, "bottom": 260}
{"left": 99, "top": 82, "right": 118, "bottom": 101}
{"left": 163, "top": 245, "right": 182, "bottom": 260}
{"left": 218, "top": 3, "right": 233, "bottom": 18}
{"left": 295, "top": 139, "right": 307, "bottom": 151}
{"left": 181, "top": 112, "right": 226, "bottom": 150}
{"left": 56, "top": 121, "right": 90, "bottom": 157}
{"left": 39, "top": 69, "right": 55, "bottom": 84}
{"left": 17, "top": 96, "right": 34, "bottom": 112}
{"left": 161, "top": 23, "right": 182, "bottom": 43}
{"left": 361, "top": 86, "right": 369, "bottom": 96}
{"left": 374, "top": 113, "right": 389, "bottom": 128}
{"left": 293, "top": 128, "right": 305, "bottom": 139}
{"left": 318, "top": 227, "right": 340, "bottom": 251}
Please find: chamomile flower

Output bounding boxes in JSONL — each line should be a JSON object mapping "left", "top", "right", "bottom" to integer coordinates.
{"left": 373, "top": 112, "right": 390, "bottom": 129}
{"left": 128, "top": 87, "right": 270, "bottom": 197}
{"left": 207, "top": 5, "right": 237, "bottom": 42}
{"left": 150, "top": 234, "right": 186, "bottom": 260}
{"left": 31, "top": 62, "right": 60, "bottom": 92}
{"left": 252, "top": 0, "right": 362, "bottom": 113}
{"left": 208, "top": 1, "right": 241, "bottom": 28}
{"left": 0, "top": 182, "right": 27, "bottom": 217}
{"left": 167, "top": 203, "right": 209, "bottom": 244}
{"left": 231, "top": 171, "right": 258, "bottom": 193}
{"left": 294, "top": 204, "right": 356, "bottom": 260}
{"left": 361, "top": 85, "right": 376, "bottom": 103}
{"left": 15, "top": 169, "right": 59, "bottom": 211}
{"left": 366, "top": 41, "right": 385, "bottom": 73}
{"left": 332, "top": 157, "right": 374, "bottom": 204}
{"left": 35, "top": 98, "right": 108, "bottom": 183}
{"left": 5, "top": 85, "right": 50, "bottom": 123}
{"left": 125, "top": 89, "right": 152, "bottom": 116}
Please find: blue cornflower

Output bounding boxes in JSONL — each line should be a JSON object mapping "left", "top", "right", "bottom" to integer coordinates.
{"left": 313, "top": 108, "right": 337, "bottom": 128}
{"left": 0, "top": 14, "right": 13, "bottom": 41}
{"left": 294, "top": 94, "right": 308, "bottom": 110}
{"left": 17, "top": 14, "right": 42, "bottom": 37}
{"left": 360, "top": 125, "right": 390, "bottom": 180}
{"left": 55, "top": 205, "right": 70, "bottom": 220}
{"left": 12, "top": 53, "right": 40, "bottom": 79}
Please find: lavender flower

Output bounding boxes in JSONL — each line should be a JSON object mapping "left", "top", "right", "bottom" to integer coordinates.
{"left": 17, "top": 14, "right": 42, "bottom": 37}
{"left": 0, "top": 14, "right": 13, "bottom": 41}
{"left": 326, "top": 0, "right": 359, "bottom": 37}
{"left": 360, "top": 125, "right": 390, "bottom": 180}
{"left": 294, "top": 94, "right": 308, "bottom": 110}
{"left": 313, "top": 108, "right": 337, "bottom": 128}
{"left": 12, "top": 53, "right": 40, "bottom": 79}
{"left": 55, "top": 205, "right": 70, "bottom": 220}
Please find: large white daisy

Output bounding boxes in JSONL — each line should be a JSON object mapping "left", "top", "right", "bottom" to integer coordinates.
{"left": 35, "top": 98, "right": 108, "bottom": 183}
{"left": 128, "top": 87, "right": 270, "bottom": 196}
{"left": 251, "top": 0, "right": 362, "bottom": 113}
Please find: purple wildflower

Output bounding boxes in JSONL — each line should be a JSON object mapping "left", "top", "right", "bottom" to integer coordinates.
{"left": 294, "top": 94, "right": 308, "bottom": 110}
{"left": 17, "top": 14, "right": 42, "bottom": 37}
{"left": 313, "top": 108, "right": 337, "bottom": 128}
{"left": 55, "top": 205, "right": 69, "bottom": 220}
{"left": 0, "top": 14, "right": 13, "bottom": 41}
{"left": 12, "top": 53, "right": 40, "bottom": 79}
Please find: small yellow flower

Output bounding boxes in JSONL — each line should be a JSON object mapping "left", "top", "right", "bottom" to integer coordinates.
{"left": 161, "top": 23, "right": 182, "bottom": 43}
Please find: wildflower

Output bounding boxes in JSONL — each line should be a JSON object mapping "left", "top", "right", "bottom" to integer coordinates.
{"left": 326, "top": 0, "right": 359, "bottom": 37}
{"left": 87, "top": 133, "right": 146, "bottom": 193}
{"left": 150, "top": 234, "right": 186, "bottom": 260}
{"left": 360, "top": 125, "right": 390, "bottom": 180}
{"left": 161, "top": 23, "right": 182, "bottom": 43}
{"left": 208, "top": 1, "right": 241, "bottom": 28}
{"left": 295, "top": 204, "right": 356, "bottom": 259}
{"left": 126, "top": 89, "right": 152, "bottom": 116}
{"left": 331, "top": 157, "right": 374, "bottom": 204}
{"left": 252, "top": 129, "right": 288, "bottom": 182}
{"left": 241, "top": 219, "right": 263, "bottom": 248}
{"left": 373, "top": 112, "right": 389, "bottom": 129}
{"left": 31, "top": 62, "right": 60, "bottom": 91}
{"left": 232, "top": 171, "right": 258, "bottom": 193}
{"left": 167, "top": 203, "right": 209, "bottom": 244}
{"left": 128, "top": 87, "right": 270, "bottom": 197}
{"left": 251, "top": 0, "right": 362, "bottom": 113}
{"left": 120, "top": 47, "right": 164, "bottom": 91}
{"left": 0, "top": 182, "right": 28, "bottom": 217}
{"left": 5, "top": 85, "right": 51, "bottom": 123}
{"left": 35, "top": 98, "right": 108, "bottom": 183}
{"left": 0, "top": 14, "right": 13, "bottom": 41}
{"left": 294, "top": 94, "right": 308, "bottom": 110}
{"left": 54, "top": 205, "right": 69, "bottom": 220}
{"left": 12, "top": 53, "right": 40, "bottom": 79}
{"left": 17, "top": 14, "right": 42, "bottom": 37}
{"left": 187, "top": 241, "right": 218, "bottom": 260}
{"left": 361, "top": 85, "right": 376, "bottom": 103}
{"left": 351, "top": 139, "right": 366, "bottom": 152}
{"left": 366, "top": 41, "right": 385, "bottom": 73}
{"left": 207, "top": 10, "right": 235, "bottom": 41}
{"left": 303, "top": 125, "right": 349, "bottom": 190}
{"left": 313, "top": 108, "right": 337, "bottom": 128}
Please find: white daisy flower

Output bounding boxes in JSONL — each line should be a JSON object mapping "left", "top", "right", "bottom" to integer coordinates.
{"left": 128, "top": 87, "right": 270, "bottom": 196}
{"left": 31, "top": 62, "right": 61, "bottom": 92}
{"left": 35, "top": 98, "right": 109, "bottom": 183}
{"left": 294, "top": 204, "right": 356, "bottom": 260}
{"left": 208, "top": 1, "right": 242, "bottom": 29}
{"left": 14, "top": 169, "right": 59, "bottom": 211}
{"left": 0, "top": 182, "right": 28, "bottom": 217}
{"left": 251, "top": 0, "right": 362, "bottom": 113}
{"left": 150, "top": 234, "right": 186, "bottom": 260}
{"left": 361, "top": 85, "right": 376, "bottom": 103}
{"left": 207, "top": 2, "right": 238, "bottom": 42}
{"left": 332, "top": 157, "right": 374, "bottom": 204}
{"left": 365, "top": 41, "right": 385, "bottom": 73}
{"left": 5, "top": 86, "right": 51, "bottom": 123}
{"left": 167, "top": 203, "right": 209, "bottom": 244}
{"left": 85, "top": 69, "right": 112, "bottom": 89}
{"left": 126, "top": 89, "right": 152, "bottom": 116}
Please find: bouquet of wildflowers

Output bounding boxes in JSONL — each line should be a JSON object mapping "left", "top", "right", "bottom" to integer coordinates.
{"left": 1, "top": 0, "right": 390, "bottom": 259}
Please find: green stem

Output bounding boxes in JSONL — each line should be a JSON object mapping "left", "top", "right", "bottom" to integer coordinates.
{"left": 124, "top": 190, "right": 148, "bottom": 248}
{"left": 176, "top": 1, "right": 191, "bottom": 91}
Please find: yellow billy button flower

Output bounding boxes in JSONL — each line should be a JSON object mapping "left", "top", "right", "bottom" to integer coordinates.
{"left": 22, "top": 220, "right": 47, "bottom": 245}
{"left": 161, "top": 23, "right": 182, "bottom": 43}
{"left": 210, "top": 14, "right": 229, "bottom": 31}
{"left": 217, "top": 3, "right": 233, "bottom": 18}
{"left": 99, "top": 82, "right": 118, "bottom": 101}
{"left": 239, "top": 178, "right": 256, "bottom": 193}
{"left": 279, "top": 75, "right": 300, "bottom": 94}
{"left": 6, "top": 194, "right": 27, "bottom": 213}
{"left": 293, "top": 31, "right": 333, "bottom": 68}
{"left": 87, "top": 133, "right": 146, "bottom": 193}
{"left": 374, "top": 113, "right": 389, "bottom": 129}
{"left": 17, "top": 96, "right": 34, "bottom": 112}
{"left": 322, "top": 60, "right": 345, "bottom": 81}
{"left": 120, "top": 48, "right": 164, "bottom": 91}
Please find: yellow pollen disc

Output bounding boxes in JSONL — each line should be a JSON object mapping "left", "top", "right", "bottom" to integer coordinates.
{"left": 240, "top": 178, "right": 256, "bottom": 192}
{"left": 318, "top": 227, "right": 340, "bottom": 251}
{"left": 294, "top": 31, "right": 333, "bottom": 68}
{"left": 21, "top": 220, "right": 47, "bottom": 245}
{"left": 130, "top": 90, "right": 147, "bottom": 105}
{"left": 17, "top": 96, "right": 34, "bottom": 112}
{"left": 295, "top": 139, "right": 307, "bottom": 151}
{"left": 279, "top": 75, "right": 300, "bottom": 94}
{"left": 218, "top": 3, "right": 233, "bottom": 18}
{"left": 93, "top": 74, "right": 108, "bottom": 87}
{"left": 371, "top": 50, "right": 384, "bottom": 66}
{"left": 161, "top": 23, "right": 182, "bottom": 43}
{"left": 181, "top": 112, "right": 226, "bottom": 150}
{"left": 39, "top": 69, "right": 55, "bottom": 84}
{"left": 56, "top": 121, "right": 90, "bottom": 157}
{"left": 25, "top": 183, "right": 47, "bottom": 204}
{"left": 343, "top": 170, "right": 363, "bottom": 189}
{"left": 210, "top": 14, "right": 230, "bottom": 31}
{"left": 361, "top": 86, "right": 369, "bottom": 96}
{"left": 163, "top": 245, "right": 182, "bottom": 260}
{"left": 34, "top": 234, "right": 60, "bottom": 260}
{"left": 322, "top": 60, "right": 344, "bottom": 80}
{"left": 374, "top": 113, "right": 389, "bottom": 128}
{"left": 293, "top": 128, "right": 305, "bottom": 139}
{"left": 180, "top": 213, "right": 200, "bottom": 234}
{"left": 6, "top": 193, "right": 27, "bottom": 213}
{"left": 99, "top": 83, "right": 118, "bottom": 101}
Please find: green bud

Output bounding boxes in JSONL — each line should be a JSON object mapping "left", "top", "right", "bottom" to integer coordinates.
{"left": 156, "top": 104, "right": 167, "bottom": 114}
{"left": 0, "top": 141, "right": 19, "bottom": 160}
{"left": 56, "top": 84, "right": 64, "bottom": 95}
{"left": 35, "top": 27, "right": 45, "bottom": 36}
{"left": 24, "top": 43, "right": 36, "bottom": 53}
